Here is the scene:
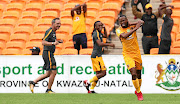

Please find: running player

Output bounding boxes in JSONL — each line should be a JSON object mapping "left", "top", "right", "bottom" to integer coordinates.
{"left": 116, "top": 15, "right": 144, "bottom": 100}
{"left": 84, "top": 21, "right": 115, "bottom": 93}
{"left": 28, "top": 18, "right": 62, "bottom": 93}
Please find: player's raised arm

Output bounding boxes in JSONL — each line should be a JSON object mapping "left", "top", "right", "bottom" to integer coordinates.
{"left": 82, "top": 3, "right": 87, "bottom": 15}
{"left": 71, "top": 4, "right": 81, "bottom": 17}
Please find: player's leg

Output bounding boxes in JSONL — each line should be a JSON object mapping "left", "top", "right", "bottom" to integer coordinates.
{"left": 84, "top": 57, "right": 106, "bottom": 93}
{"left": 28, "top": 51, "right": 50, "bottom": 93}
{"left": 73, "top": 34, "right": 81, "bottom": 54}
{"left": 46, "top": 52, "right": 57, "bottom": 93}
{"left": 80, "top": 33, "right": 87, "bottom": 49}
{"left": 135, "top": 61, "right": 143, "bottom": 101}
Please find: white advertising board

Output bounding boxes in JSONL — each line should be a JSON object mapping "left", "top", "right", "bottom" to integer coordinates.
{"left": 0, "top": 55, "right": 180, "bottom": 93}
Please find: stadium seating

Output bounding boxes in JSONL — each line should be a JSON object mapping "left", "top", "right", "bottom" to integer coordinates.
{"left": 41, "top": 11, "right": 58, "bottom": 19}
{"left": 79, "top": 48, "right": 93, "bottom": 55}
{"left": 60, "top": 49, "right": 78, "bottom": 55}
{"left": 0, "top": 0, "right": 125, "bottom": 55}
{"left": 150, "top": 48, "right": 159, "bottom": 55}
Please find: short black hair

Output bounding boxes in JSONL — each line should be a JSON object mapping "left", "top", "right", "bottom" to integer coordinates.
{"left": 118, "top": 15, "right": 127, "bottom": 19}
{"left": 52, "top": 18, "right": 60, "bottom": 24}
{"left": 92, "top": 21, "right": 101, "bottom": 35}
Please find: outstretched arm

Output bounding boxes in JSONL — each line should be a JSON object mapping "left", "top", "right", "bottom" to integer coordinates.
{"left": 82, "top": 3, "right": 87, "bottom": 14}
{"left": 132, "top": 0, "right": 143, "bottom": 19}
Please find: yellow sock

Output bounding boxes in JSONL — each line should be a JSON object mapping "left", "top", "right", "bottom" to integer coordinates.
{"left": 90, "top": 81, "right": 97, "bottom": 90}
{"left": 132, "top": 79, "right": 140, "bottom": 93}
{"left": 138, "top": 79, "right": 142, "bottom": 87}
{"left": 89, "top": 76, "right": 98, "bottom": 83}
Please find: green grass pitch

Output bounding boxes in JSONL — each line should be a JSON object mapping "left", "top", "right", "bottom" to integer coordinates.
{"left": 0, "top": 94, "right": 179, "bottom": 104}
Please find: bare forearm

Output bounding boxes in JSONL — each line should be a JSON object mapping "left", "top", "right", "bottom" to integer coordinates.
{"left": 42, "top": 41, "right": 53, "bottom": 46}
{"left": 120, "top": 28, "right": 138, "bottom": 38}
{"left": 103, "top": 28, "right": 107, "bottom": 38}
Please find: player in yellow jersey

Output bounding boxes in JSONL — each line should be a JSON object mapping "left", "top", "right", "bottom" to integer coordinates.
{"left": 116, "top": 15, "right": 144, "bottom": 101}
{"left": 71, "top": 3, "right": 87, "bottom": 54}
{"left": 84, "top": 21, "right": 115, "bottom": 93}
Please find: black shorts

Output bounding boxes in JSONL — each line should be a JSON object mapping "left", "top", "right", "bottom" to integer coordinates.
{"left": 73, "top": 33, "right": 87, "bottom": 50}
{"left": 42, "top": 51, "right": 56, "bottom": 71}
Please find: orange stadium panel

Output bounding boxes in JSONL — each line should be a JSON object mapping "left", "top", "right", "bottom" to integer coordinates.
{"left": 22, "top": 49, "right": 32, "bottom": 55}
{"left": 49, "top": 0, "right": 67, "bottom": 4}
{"left": 6, "top": 3, "right": 23, "bottom": 14}
{"left": 64, "top": 3, "right": 77, "bottom": 11}
{"left": 10, "top": 34, "right": 28, "bottom": 43}
{"left": 86, "top": 11, "right": 97, "bottom": 20}
{"left": 2, "top": 48, "right": 21, "bottom": 55}
{"left": 41, "top": 11, "right": 58, "bottom": 19}
{"left": 0, "top": 0, "right": 10, "bottom": 5}
{"left": 54, "top": 48, "right": 62, "bottom": 55}
{"left": 176, "top": 33, "right": 180, "bottom": 41}
{"left": 101, "top": 3, "right": 121, "bottom": 17}
{"left": 86, "top": 3, "right": 100, "bottom": 13}
{"left": 25, "top": 3, "right": 43, "bottom": 17}
{"left": 37, "top": 18, "right": 52, "bottom": 27}
{"left": 79, "top": 48, "right": 93, "bottom": 55}
{"left": 87, "top": 0, "right": 105, "bottom": 5}
{"left": 171, "top": 10, "right": 180, "bottom": 18}
{"left": 67, "top": 0, "right": 85, "bottom": 4}
{"left": 105, "top": 0, "right": 124, "bottom": 6}
{"left": 60, "top": 10, "right": 71, "bottom": 19}
{"left": 56, "top": 26, "right": 71, "bottom": 36}
{"left": 21, "top": 11, "right": 39, "bottom": 21}
{"left": 172, "top": 18, "right": 180, "bottom": 28}
{"left": 0, "top": 34, "right": 10, "bottom": 44}
{"left": 56, "top": 33, "right": 68, "bottom": 43}
{"left": 29, "top": 0, "right": 47, "bottom": 5}
{"left": 26, "top": 41, "right": 43, "bottom": 50}
{"left": 87, "top": 34, "right": 92, "bottom": 41}
{"left": 34, "top": 26, "right": 49, "bottom": 34}
{"left": 171, "top": 25, "right": 178, "bottom": 34}
{"left": 14, "top": 26, "right": 33, "bottom": 36}
{"left": 10, "top": 0, "right": 28, "bottom": 5}
{"left": 98, "top": 11, "right": 116, "bottom": 21}
{"left": 44, "top": 3, "right": 62, "bottom": 17}
{"left": 150, "top": 48, "right": 159, "bottom": 54}
{"left": 171, "top": 32, "right": 176, "bottom": 44}
{"left": 0, "top": 19, "right": 16, "bottom": 28}
{"left": 55, "top": 43, "right": 63, "bottom": 50}
{"left": 61, "top": 18, "right": 72, "bottom": 28}
{"left": 29, "top": 34, "right": 44, "bottom": 42}
{"left": 87, "top": 41, "right": 93, "bottom": 48}
{"left": 6, "top": 41, "right": 25, "bottom": 50}
{"left": 171, "top": 41, "right": 180, "bottom": 48}
{"left": 0, "top": 41, "right": 5, "bottom": 54}
{"left": 17, "top": 19, "right": 36, "bottom": 29}
{"left": 0, "top": 26, "right": 12, "bottom": 36}
{"left": 63, "top": 41, "right": 74, "bottom": 49}
{"left": 60, "top": 49, "right": 78, "bottom": 55}
{"left": 2, "top": 11, "right": 20, "bottom": 21}
{"left": 170, "top": 48, "right": 180, "bottom": 54}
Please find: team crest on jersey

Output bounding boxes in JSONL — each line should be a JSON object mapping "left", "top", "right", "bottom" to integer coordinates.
{"left": 151, "top": 15, "right": 155, "bottom": 19}
{"left": 117, "top": 29, "right": 120, "bottom": 34}
{"left": 127, "top": 29, "right": 130, "bottom": 32}
{"left": 155, "top": 58, "right": 180, "bottom": 91}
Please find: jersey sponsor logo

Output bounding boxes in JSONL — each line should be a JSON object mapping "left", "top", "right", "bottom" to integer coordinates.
{"left": 74, "top": 17, "right": 80, "bottom": 21}
{"left": 155, "top": 58, "right": 180, "bottom": 91}
{"left": 117, "top": 29, "right": 120, "bottom": 34}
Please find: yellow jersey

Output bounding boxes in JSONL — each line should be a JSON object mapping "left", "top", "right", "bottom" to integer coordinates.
{"left": 72, "top": 12, "right": 86, "bottom": 35}
{"left": 116, "top": 26, "right": 141, "bottom": 62}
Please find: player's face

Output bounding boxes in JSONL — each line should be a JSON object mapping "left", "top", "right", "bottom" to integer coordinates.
{"left": 96, "top": 22, "right": 103, "bottom": 32}
{"left": 53, "top": 19, "right": 61, "bottom": 31}
{"left": 145, "top": 8, "right": 152, "bottom": 15}
{"left": 119, "top": 17, "right": 128, "bottom": 28}
{"left": 166, "top": 9, "right": 172, "bottom": 15}
{"left": 76, "top": 7, "right": 81, "bottom": 15}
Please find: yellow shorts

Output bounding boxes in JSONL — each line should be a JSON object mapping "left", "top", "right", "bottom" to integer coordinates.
{"left": 91, "top": 56, "right": 106, "bottom": 72}
{"left": 124, "top": 57, "right": 142, "bottom": 70}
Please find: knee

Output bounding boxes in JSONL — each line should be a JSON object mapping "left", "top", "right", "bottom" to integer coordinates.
{"left": 130, "top": 68, "right": 137, "bottom": 80}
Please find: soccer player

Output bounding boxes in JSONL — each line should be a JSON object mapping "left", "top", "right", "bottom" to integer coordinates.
{"left": 84, "top": 21, "right": 115, "bottom": 93}
{"left": 28, "top": 18, "right": 62, "bottom": 93}
{"left": 71, "top": 3, "right": 87, "bottom": 54}
{"left": 116, "top": 15, "right": 144, "bottom": 101}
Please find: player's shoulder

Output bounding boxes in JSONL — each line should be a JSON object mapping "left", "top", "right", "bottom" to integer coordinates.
{"left": 45, "top": 27, "right": 53, "bottom": 34}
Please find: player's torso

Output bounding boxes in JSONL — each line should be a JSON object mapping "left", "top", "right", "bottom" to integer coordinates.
{"left": 43, "top": 28, "right": 56, "bottom": 53}
{"left": 91, "top": 31, "right": 103, "bottom": 58}
{"left": 117, "top": 26, "right": 141, "bottom": 55}
{"left": 72, "top": 13, "right": 86, "bottom": 35}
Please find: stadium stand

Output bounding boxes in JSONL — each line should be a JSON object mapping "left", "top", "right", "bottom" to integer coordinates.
{"left": 150, "top": 0, "right": 180, "bottom": 54}
{"left": 0, "top": 0, "right": 126, "bottom": 55}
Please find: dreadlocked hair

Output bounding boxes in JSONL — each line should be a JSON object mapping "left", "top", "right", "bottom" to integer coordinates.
{"left": 92, "top": 21, "right": 101, "bottom": 36}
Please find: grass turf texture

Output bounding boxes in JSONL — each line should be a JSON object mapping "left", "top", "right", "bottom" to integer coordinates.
{"left": 0, "top": 94, "right": 180, "bottom": 104}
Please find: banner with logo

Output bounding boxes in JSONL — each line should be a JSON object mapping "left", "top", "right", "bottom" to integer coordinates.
{"left": 0, "top": 55, "right": 180, "bottom": 93}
